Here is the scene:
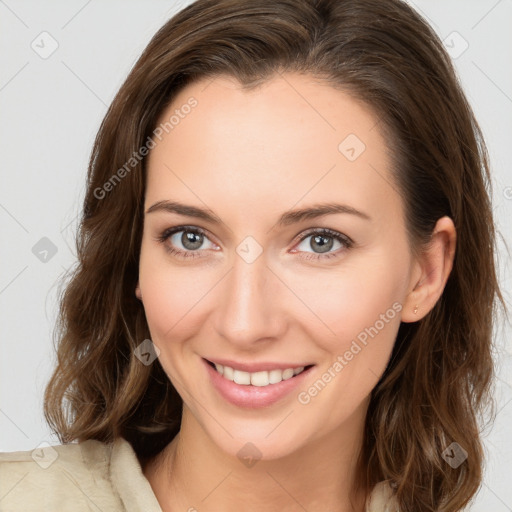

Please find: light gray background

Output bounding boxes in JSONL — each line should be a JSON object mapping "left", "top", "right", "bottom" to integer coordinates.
{"left": 0, "top": 1, "right": 511, "bottom": 510}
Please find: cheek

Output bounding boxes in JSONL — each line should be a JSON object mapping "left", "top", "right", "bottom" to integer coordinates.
{"left": 138, "top": 244, "right": 191, "bottom": 341}
{"left": 140, "top": 274, "right": 198, "bottom": 343}
{"left": 294, "top": 262, "right": 404, "bottom": 419}
{"left": 296, "top": 257, "right": 406, "bottom": 350}
{"left": 291, "top": 252, "right": 408, "bottom": 413}
{"left": 138, "top": 242, "right": 221, "bottom": 349}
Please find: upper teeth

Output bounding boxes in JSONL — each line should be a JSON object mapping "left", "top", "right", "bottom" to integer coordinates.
{"left": 214, "top": 363, "right": 306, "bottom": 387}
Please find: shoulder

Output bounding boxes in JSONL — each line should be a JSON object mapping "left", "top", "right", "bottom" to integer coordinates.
{"left": 0, "top": 439, "right": 123, "bottom": 511}
{"left": 366, "top": 480, "right": 400, "bottom": 512}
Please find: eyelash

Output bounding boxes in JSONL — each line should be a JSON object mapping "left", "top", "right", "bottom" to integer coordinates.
{"left": 155, "top": 225, "right": 354, "bottom": 261}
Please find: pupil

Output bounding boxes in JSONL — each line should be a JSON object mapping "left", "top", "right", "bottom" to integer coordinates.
{"left": 183, "top": 231, "right": 203, "bottom": 250}
{"left": 312, "top": 235, "right": 333, "bottom": 253}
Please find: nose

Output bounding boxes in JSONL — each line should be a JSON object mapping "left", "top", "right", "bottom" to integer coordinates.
{"left": 213, "top": 249, "right": 287, "bottom": 349}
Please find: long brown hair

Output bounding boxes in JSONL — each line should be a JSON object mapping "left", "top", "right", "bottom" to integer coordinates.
{"left": 44, "top": 0, "right": 504, "bottom": 510}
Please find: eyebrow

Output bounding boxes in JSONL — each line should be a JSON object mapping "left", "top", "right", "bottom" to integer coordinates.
{"left": 145, "top": 200, "right": 371, "bottom": 226}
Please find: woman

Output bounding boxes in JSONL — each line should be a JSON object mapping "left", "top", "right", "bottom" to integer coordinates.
{"left": 0, "top": 0, "right": 503, "bottom": 510}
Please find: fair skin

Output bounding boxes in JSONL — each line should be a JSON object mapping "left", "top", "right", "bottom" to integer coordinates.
{"left": 136, "top": 73, "right": 456, "bottom": 512}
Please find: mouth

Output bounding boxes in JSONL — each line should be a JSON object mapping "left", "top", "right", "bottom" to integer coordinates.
{"left": 203, "top": 357, "right": 315, "bottom": 408}
{"left": 204, "top": 358, "right": 315, "bottom": 387}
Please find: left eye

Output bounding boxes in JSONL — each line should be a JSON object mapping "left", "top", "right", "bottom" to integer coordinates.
{"left": 292, "top": 228, "right": 353, "bottom": 260}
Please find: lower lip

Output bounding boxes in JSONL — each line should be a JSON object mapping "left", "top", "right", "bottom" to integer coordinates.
{"left": 203, "top": 358, "right": 314, "bottom": 409}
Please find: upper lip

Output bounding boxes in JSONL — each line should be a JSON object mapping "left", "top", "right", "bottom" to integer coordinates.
{"left": 205, "top": 358, "right": 313, "bottom": 373}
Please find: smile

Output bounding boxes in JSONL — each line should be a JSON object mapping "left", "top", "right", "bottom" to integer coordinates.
{"left": 208, "top": 361, "right": 310, "bottom": 387}
{"left": 203, "top": 358, "right": 315, "bottom": 408}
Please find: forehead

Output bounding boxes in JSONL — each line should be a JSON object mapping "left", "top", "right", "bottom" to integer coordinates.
{"left": 145, "top": 73, "right": 402, "bottom": 228}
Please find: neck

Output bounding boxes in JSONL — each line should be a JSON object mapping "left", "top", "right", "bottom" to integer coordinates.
{"left": 143, "top": 404, "right": 369, "bottom": 512}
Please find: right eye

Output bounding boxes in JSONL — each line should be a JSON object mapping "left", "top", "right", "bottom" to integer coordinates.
{"left": 156, "top": 226, "right": 219, "bottom": 259}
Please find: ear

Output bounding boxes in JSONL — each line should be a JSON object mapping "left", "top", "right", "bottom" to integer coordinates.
{"left": 401, "top": 216, "right": 456, "bottom": 323}
{"left": 135, "top": 281, "right": 142, "bottom": 300}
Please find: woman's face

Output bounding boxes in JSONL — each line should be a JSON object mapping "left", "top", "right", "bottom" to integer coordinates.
{"left": 137, "top": 73, "right": 420, "bottom": 460}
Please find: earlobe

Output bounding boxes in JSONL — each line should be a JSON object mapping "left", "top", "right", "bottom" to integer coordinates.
{"left": 402, "top": 216, "right": 456, "bottom": 323}
{"left": 135, "top": 282, "right": 142, "bottom": 300}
